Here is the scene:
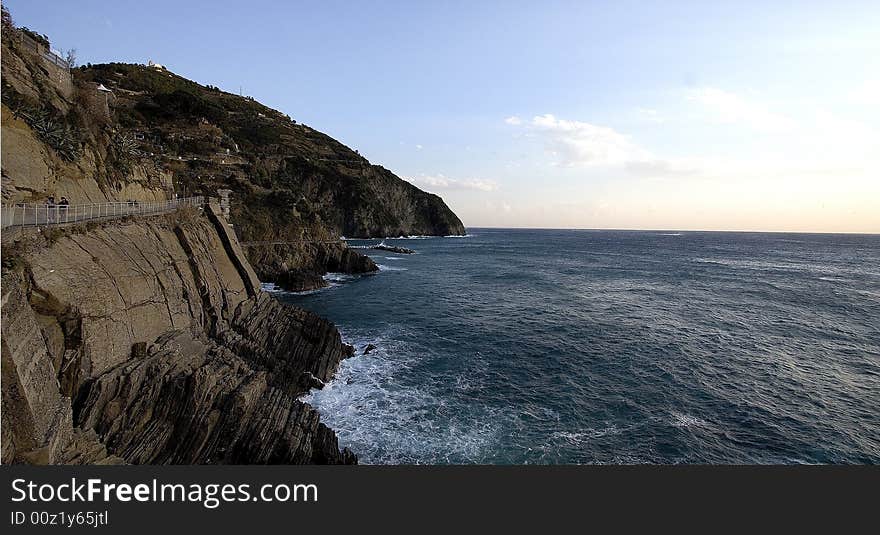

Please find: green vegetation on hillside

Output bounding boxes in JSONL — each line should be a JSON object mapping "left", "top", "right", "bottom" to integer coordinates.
{"left": 72, "top": 61, "right": 464, "bottom": 241}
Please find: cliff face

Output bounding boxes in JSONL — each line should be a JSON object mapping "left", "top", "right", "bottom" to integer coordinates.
{"left": 1, "top": 205, "right": 355, "bottom": 464}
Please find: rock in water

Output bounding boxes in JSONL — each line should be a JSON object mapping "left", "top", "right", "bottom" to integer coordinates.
{"left": 299, "top": 371, "right": 326, "bottom": 390}
{"left": 371, "top": 243, "right": 416, "bottom": 254}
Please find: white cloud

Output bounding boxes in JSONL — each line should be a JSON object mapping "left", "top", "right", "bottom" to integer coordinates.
{"left": 504, "top": 116, "right": 522, "bottom": 125}
{"left": 504, "top": 91, "right": 880, "bottom": 190}
{"left": 494, "top": 90, "right": 880, "bottom": 231}
{"left": 407, "top": 174, "right": 498, "bottom": 192}
{"left": 415, "top": 144, "right": 423, "bottom": 150}
{"left": 508, "top": 113, "right": 651, "bottom": 167}
{"left": 686, "top": 87, "right": 795, "bottom": 132}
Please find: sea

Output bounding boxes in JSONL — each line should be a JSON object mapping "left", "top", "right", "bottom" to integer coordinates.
{"left": 274, "top": 229, "right": 880, "bottom": 464}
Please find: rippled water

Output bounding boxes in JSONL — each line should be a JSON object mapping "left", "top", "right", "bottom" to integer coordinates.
{"left": 279, "top": 229, "right": 880, "bottom": 464}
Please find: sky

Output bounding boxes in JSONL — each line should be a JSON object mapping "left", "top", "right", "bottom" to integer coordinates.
{"left": 7, "top": 0, "right": 879, "bottom": 232}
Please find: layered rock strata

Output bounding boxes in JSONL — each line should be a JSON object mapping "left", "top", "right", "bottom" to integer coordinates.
{"left": 1, "top": 205, "right": 356, "bottom": 464}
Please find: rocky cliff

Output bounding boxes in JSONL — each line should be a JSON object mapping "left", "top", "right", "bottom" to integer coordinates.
{"left": 2, "top": 205, "right": 356, "bottom": 464}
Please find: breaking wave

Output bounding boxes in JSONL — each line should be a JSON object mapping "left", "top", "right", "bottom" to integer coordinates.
{"left": 303, "top": 330, "right": 504, "bottom": 464}
{"left": 376, "top": 264, "right": 408, "bottom": 272}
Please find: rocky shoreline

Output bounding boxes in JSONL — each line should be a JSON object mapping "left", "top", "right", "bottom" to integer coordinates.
{"left": 247, "top": 241, "right": 379, "bottom": 292}
{"left": 2, "top": 205, "right": 356, "bottom": 464}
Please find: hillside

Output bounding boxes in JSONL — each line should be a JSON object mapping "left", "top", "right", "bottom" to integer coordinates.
{"left": 73, "top": 62, "right": 466, "bottom": 238}
{"left": 1, "top": 13, "right": 365, "bottom": 464}
{"left": 1, "top": 19, "right": 465, "bottom": 289}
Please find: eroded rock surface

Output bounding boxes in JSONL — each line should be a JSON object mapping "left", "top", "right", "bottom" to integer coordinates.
{"left": 1, "top": 207, "right": 356, "bottom": 464}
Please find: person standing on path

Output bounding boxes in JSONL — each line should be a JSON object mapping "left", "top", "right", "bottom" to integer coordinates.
{"left": 46, "top": 196, "right": 56, "bottom": 223}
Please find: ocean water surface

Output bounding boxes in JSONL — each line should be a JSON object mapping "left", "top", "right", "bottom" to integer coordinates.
{"left": 279, "top": 229, "right": 880, "bottom": 464}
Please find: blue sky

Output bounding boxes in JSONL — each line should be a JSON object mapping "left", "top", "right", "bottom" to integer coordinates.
{"left": 7, "top": 0, "right": 880, "bottom": 231}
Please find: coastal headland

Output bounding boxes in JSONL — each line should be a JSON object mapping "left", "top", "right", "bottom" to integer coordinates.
{"left": 0, "top": 10, "right": 464, "bottom": 465}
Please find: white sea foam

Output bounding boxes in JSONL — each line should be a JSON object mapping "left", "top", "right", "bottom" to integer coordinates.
{"left": 669, "top": 412, "right": 708, "bottom": 428}
{"left": 818, "top": 276, "right": 853, "bottom": 283}
{"left": 324, "top": 272, "right": 356, "bottom": 282}
{"left": 260, "top": 281, "right": 327, "bottom": 295}
{"left": 377, "top": 264, "right": 408, "bottom": 271}
{"left": 550, "top": 426, "right": 624, "bottom": 443}
{"left": 281, "top": 272, "right": 365, "bottom": 295}
{"left": 304, "top": 330, "right": 502, "bottom": 464}
{"left": 260, "top": 282, "right": 282, "bottom": 293}
{"left": 261, "top": 282, "right": 323, "bottom": 296}
{"left": 323, "top": 272, "right": 370, "bottom": 287}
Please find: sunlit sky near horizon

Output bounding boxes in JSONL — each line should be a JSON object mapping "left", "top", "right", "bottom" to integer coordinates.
{"left": 8, "top": 0, "right": 879, "bottom": 232}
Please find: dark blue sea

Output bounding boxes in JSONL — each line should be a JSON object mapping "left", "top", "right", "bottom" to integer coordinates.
{"left": 276, "top": 229, "right": 880, "bottom": 464}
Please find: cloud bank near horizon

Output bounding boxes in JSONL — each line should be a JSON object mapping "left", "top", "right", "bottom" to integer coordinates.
{"left": 405, "top": 174, "right": 498, "bottom": 192}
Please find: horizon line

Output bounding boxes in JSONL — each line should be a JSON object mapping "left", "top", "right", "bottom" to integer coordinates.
{"left": 462, "top": 226, "right": 880, "bottom": 236}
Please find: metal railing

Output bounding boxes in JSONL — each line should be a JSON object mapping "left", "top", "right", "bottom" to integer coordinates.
{"left": 18, "top": 32, "right": 71, "bottom": 70}
{"left": 240, "top": 240, "right": 343, "bottom": 247}
{"left": 42, "top": 50, "right": 71, "bottom": 69}
{"left": 1, "top": 196, "right": 204, "bottom": 229}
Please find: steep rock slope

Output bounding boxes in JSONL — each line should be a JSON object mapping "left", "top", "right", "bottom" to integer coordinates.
{"left": 1, "top": 206, "right": 355, "bottom": 464}
{"left": 0, "top": 30, "right": 173, "bottom": 204}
